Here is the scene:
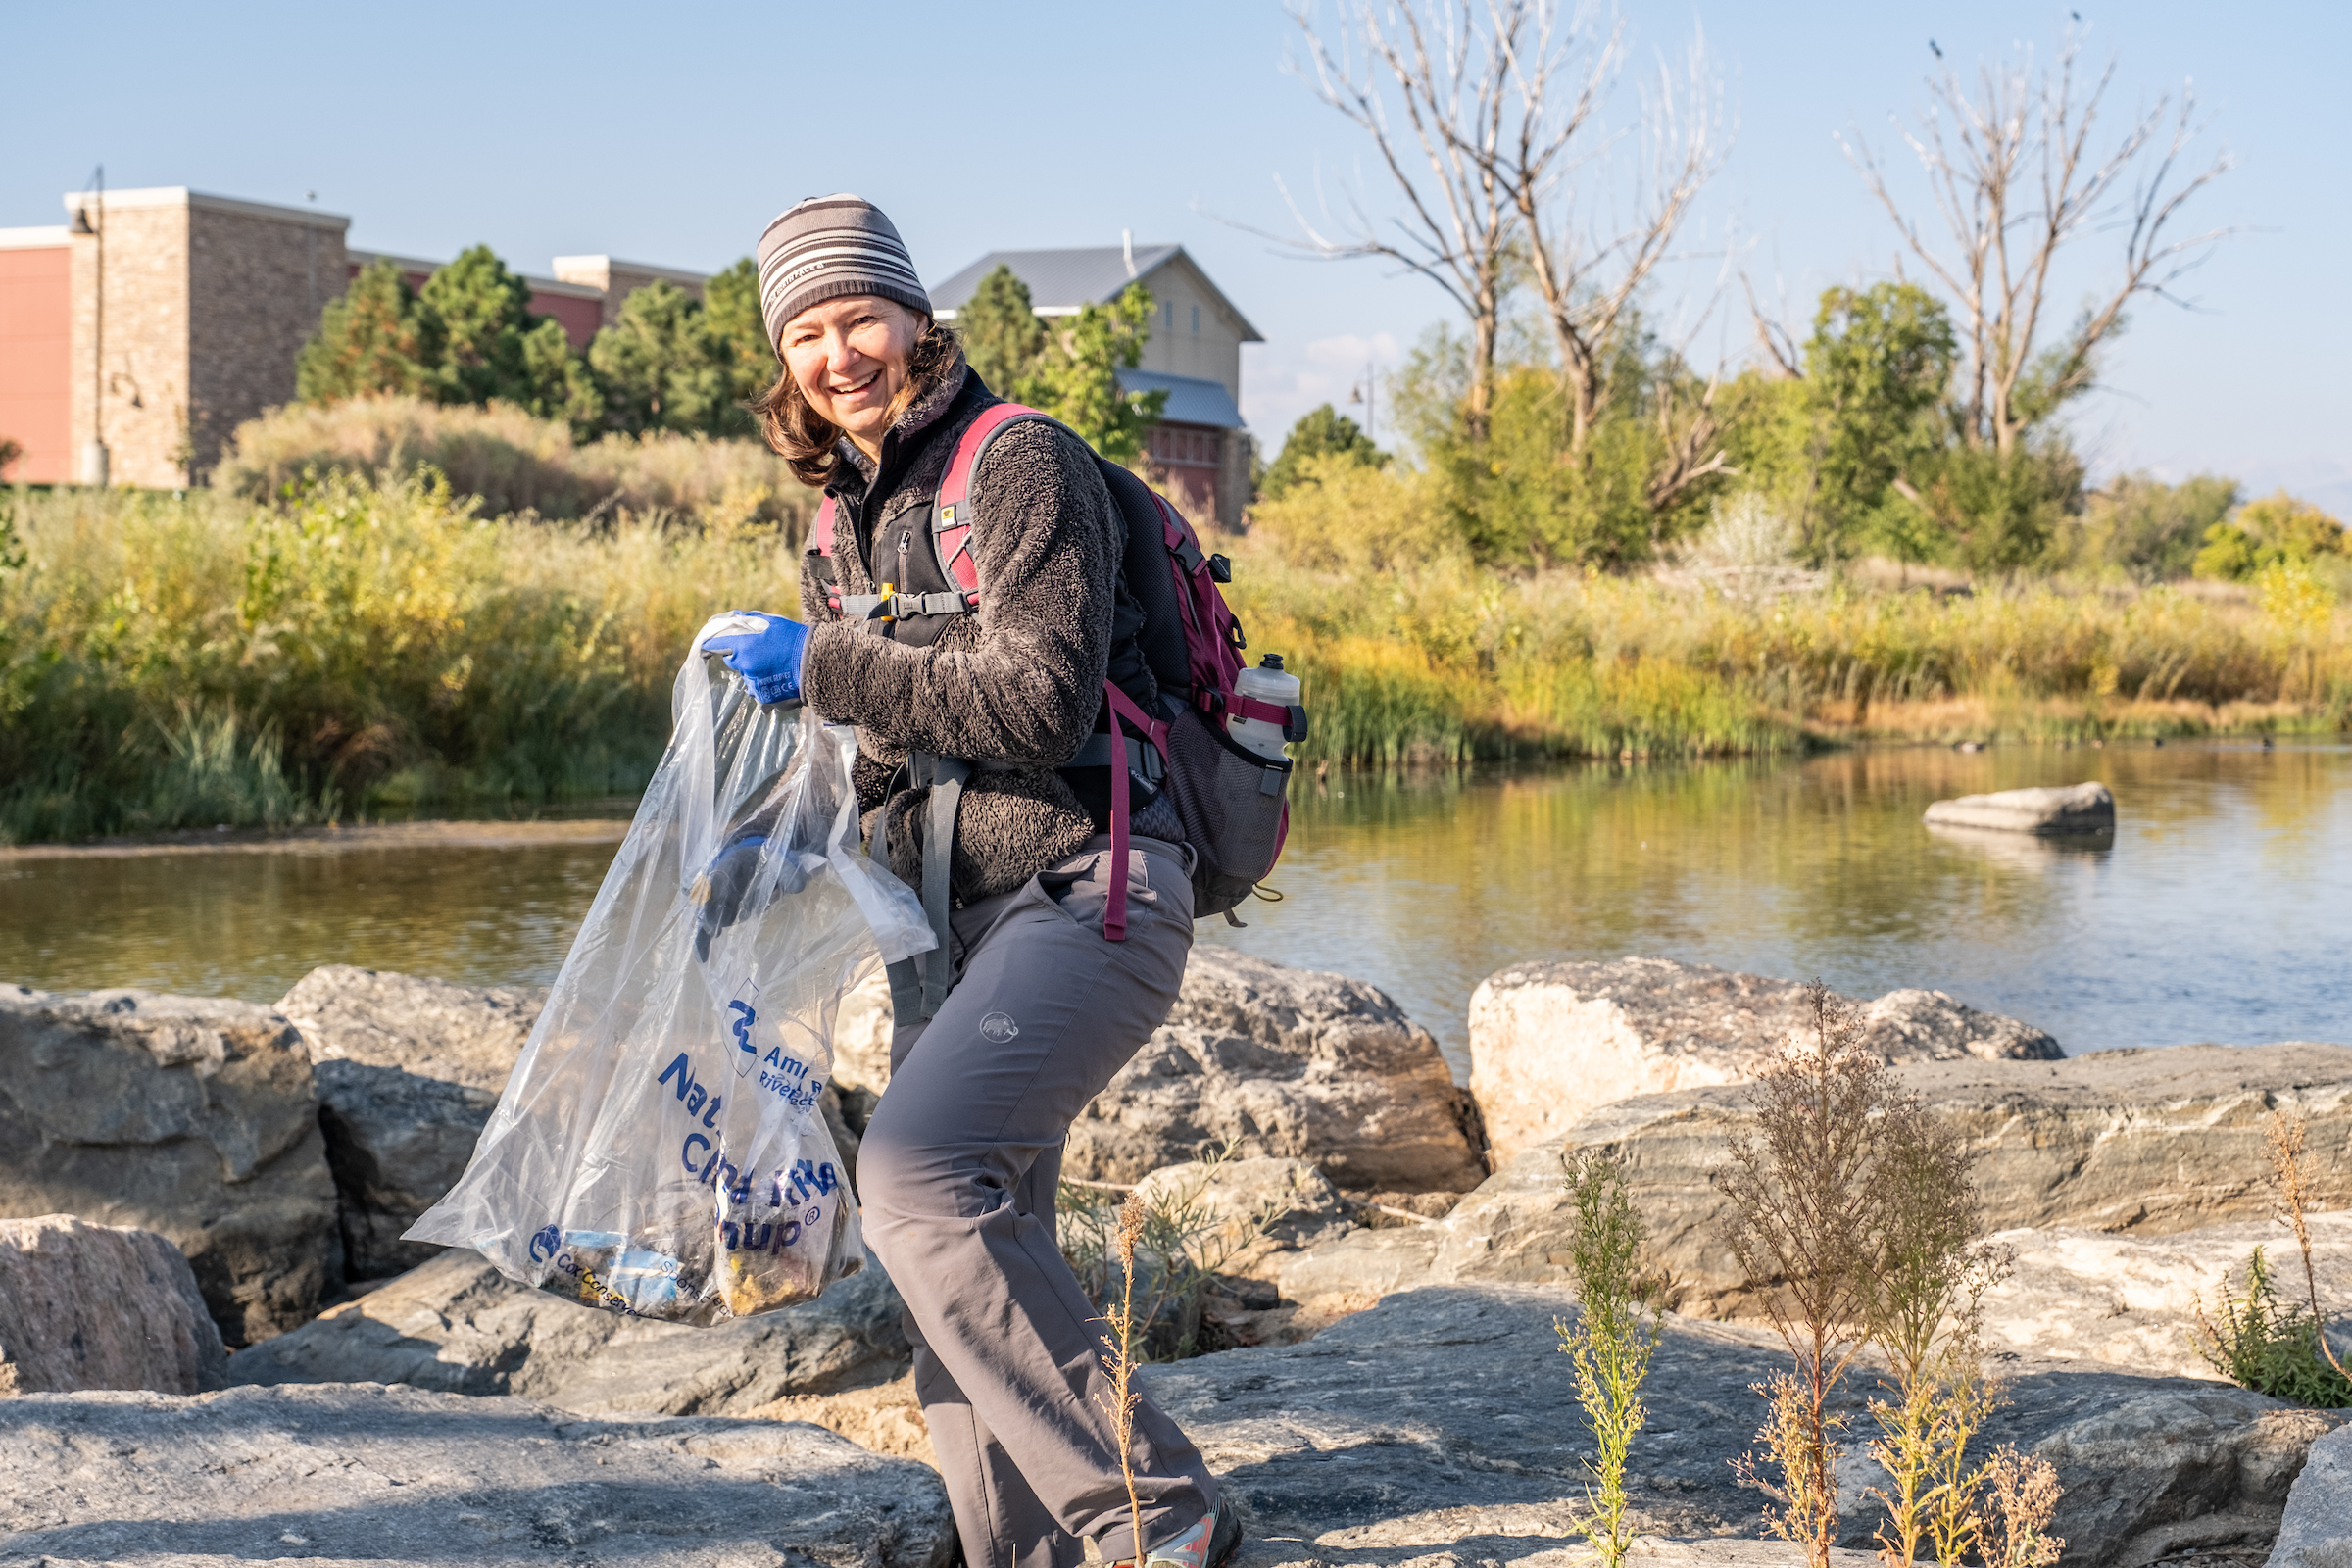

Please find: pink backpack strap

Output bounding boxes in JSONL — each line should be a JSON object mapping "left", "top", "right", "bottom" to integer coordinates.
{"left": 933, "top": 403, "right": 1054, "bottom": 603}
{"left": 812, "top": 495, "right": 838, "bottom": 556}
{"left": 1101, "top": 679, "right": 1172, "bottom": 944}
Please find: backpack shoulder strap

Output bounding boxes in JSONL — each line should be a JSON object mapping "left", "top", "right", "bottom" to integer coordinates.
{"left": 812, "top": 495, "right": 838, "bottom": 557}
{"left": 932, "top": 403, "right": 1056, "bottom": 602}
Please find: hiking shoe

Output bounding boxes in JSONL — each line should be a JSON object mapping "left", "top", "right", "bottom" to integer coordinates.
{"left": 1126, "top": 1496, "right": 1243, "bottom": 1568}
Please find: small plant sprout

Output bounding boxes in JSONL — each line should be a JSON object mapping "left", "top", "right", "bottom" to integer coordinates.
{"left": 2190, "top": 1110, "right": 2352, "bottom": 1407}
{"left": 1712, "top": 984, "right": 1908, "bottom": 1568}
{"left": 1554, "top": 1148, "right": 1658, "bottom": 1568}
{"left": 2266, "top": 1109, "right": 2350, "bottom": 1381}
{"left": 1094, "top": 1191, "right": 1151, "bottom": 1563}
{"left": 1861, "top": 1086, "right": 2016, "bottom": 1568}
{"left": 1978, "top": 1446, "right": 2065, "bottom": 1568}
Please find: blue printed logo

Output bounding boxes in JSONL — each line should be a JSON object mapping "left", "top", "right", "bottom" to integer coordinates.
{"left": 729, "top": 1000, "right": 758, "bottom": 1054}
{"left": 528, "top": 1223, "right": 561, "bottom": 1263}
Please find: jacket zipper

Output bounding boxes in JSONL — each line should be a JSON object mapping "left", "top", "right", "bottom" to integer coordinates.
{"left": 897, "top": 529, "right": 913, "bottom": 605}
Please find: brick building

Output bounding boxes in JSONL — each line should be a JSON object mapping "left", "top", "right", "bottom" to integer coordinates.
{"left": 930, "top": 243, "right": 1261, "bottom": 528}
{"left": 0, "top": 186, "right": 705, "bottom": 488}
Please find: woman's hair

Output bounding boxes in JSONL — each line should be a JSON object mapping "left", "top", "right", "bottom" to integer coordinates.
{"left": 754, "top": 312, "right": 962, "bottom": 488}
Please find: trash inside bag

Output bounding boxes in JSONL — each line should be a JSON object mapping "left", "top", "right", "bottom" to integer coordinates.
{"left": 406, "top": 615, "right": 932, "bottom": 1324}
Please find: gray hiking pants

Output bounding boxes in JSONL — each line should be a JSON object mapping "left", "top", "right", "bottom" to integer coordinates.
{"left": 859, "top": 834, "right": 1218, "bottom": 1568}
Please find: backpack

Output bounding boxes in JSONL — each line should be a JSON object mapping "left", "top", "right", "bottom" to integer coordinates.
{"left": 808, "top": 402, "right": 1305, "bottom": 957}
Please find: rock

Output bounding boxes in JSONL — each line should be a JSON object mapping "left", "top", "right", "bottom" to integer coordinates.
{"left": 313, "top": 1060, "right": 500, "bottom": 1279}
{"left": 1141, "top": 1282, "right": 2330, "bottom": 1568}
{"left": 1925, "top": 780, "right": 2117, "bottom": 835}
{"left": 0, "top": 1381, "right": 955, "bottom": 1567}
{"left": 747, "top": 1369, "right": 937, "bottom": 1467}
{"left": 224, "top": 1244, "right": 911, "bottom": 1415}
{"left": 276, "top": 964, "right": 546, "bottom": 1091}
{"left": 1288, "top": 1043, "right": 2352, "bottom": 1319}
{"left": 0, "top": 987, "right": 339, "bottom": 1347}
{"left": 1067, "top": 947, "right": 1487, "bottom": 1192}
{"left": 2271, "top": 1422, "right": 2352, "bottom": 1568}
{"left": 1133, "top": 1155, "right": 1356, "bottom": 1255}
{"left": 0, "top": 1215, "right": 226, "bottom": 1395}
{"left": 1467, "top": 958, "right": 2063, "bottom": 1164}
{"left": 1982, "top": 1214, "right": 2352, "bottom": 1378}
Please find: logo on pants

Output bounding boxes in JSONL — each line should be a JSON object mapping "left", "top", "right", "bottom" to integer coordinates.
{"left": 979, "top": 1011, "right": 1020, "bottom": 1043}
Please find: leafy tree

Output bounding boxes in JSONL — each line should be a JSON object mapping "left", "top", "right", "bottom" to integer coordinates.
{"left": 2071, "top": 473, "right": 2238, "bottom": 580}
{"left": 1901, "top": 446, "right": 2083, "bottom": 573}
{"left": 1021, "top": 283, "right": 1165, "bottom": 466}
{"left": 955, "top": 265, "right": 1047, "bottom": 398}
{"left": 1260, "top": 405, "right": 1387, "bottom": 499}
{"left": 419, "top": 246, "right": 541, "bottom": 408}
{"left": 1804, "top": 285, "right": 1954, "bottom": 545}
{"left": 589, "top": 280, "right": 723, "bottom": 434}
{"left": 701, "top": 258, "right": 776, "bottom": 422}
{"left": 2195, "top": 491, "right": 2347, "bottom": 581}
{"left": 296, "top": 258, "right": 435, "bottom": 404}
{"left": 518, "top": 317, "right": 604, "bottom": 435}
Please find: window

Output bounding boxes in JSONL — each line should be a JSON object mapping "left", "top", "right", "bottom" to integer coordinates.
{"left": 1190, "top": 305, "right": 1200, "bottom": 334}
{"left": 1163, "top": 301, "right": 1172, "bottom": 329}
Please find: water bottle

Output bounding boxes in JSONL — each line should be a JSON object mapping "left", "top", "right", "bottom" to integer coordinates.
{"left": 1228, "top": 654, "right": 1301, "bottom": 761}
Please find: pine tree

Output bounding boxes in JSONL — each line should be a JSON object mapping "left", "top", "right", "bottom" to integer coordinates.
{"left": 295, "top": 258, "right": 433, "bottom": 404}
{"left": 956, "top": 265, "right": 1046, "bottom": 399}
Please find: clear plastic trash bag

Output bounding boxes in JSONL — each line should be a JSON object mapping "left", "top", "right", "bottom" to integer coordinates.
{"left": 406, "top": 615, "right": 932, "bottom": 1324}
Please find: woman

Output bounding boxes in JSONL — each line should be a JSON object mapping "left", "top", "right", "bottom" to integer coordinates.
{"left": 701, "top": 195, "right": 1238, "bottom": 1568}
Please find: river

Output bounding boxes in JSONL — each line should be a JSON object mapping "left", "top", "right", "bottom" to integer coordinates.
{"left": 6, "top": 742, "right": 2346, "bottom": 1079}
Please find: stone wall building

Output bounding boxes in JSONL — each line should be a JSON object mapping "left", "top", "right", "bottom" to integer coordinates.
{"left": 929, "top": 243, "right": 1262, "bottom": 529}
{"left": 0, "top": 186, "right": 707, "bottom": 488}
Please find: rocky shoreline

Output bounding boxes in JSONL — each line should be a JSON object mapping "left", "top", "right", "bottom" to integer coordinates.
{"left": 4, "top": 952, "right": 2347, "bottom": 1566}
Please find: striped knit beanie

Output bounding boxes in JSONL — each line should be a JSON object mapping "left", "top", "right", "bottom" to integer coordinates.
{"left": 756, "top": 194, "right": 931, "bottom": 351}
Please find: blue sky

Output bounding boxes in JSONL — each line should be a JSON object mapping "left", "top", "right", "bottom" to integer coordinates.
{"left": 8, "top": 2, "right": 2343, "bottom": 508}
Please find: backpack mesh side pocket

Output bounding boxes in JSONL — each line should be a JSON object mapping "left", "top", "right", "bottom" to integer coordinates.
{"left": 1162, "top": 705, "right": 1290, "bottom": 918}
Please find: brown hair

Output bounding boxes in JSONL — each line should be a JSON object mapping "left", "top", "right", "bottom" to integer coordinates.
{"left": 754, "top": 314, "right": 963, "bottom": 488}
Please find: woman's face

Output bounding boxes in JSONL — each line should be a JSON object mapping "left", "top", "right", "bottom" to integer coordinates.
{"left": 780, "top": 296, "right": 923, "bottom": 454}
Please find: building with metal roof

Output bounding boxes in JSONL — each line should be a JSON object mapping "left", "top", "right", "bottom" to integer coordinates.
{"left": 932, "top": 240, "right": 1260, "bottom": 527}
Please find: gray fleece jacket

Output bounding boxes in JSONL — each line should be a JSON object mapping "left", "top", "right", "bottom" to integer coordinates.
{"left": 796, "top": 356, "right": 1122, "bottom": 903}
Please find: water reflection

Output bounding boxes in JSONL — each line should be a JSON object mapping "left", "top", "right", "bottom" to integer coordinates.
{"left": 4, "top": 743, "right": 2346, "bottom": 1078}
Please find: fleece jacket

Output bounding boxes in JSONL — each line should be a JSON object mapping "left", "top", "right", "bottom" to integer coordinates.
{"left": 796, "top": 355, "right": 1130, "bottom": 904}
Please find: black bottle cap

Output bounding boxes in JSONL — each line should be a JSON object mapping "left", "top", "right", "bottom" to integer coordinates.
{"left": 1259, "top": 654, "right": 1286, "bottom": 670}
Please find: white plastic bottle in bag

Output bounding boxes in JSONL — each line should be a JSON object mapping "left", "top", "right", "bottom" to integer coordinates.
{"left": 1228, "top": 654, "right": 1300, "bottom": 760}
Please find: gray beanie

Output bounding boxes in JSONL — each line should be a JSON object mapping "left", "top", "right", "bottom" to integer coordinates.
{"left": 756, "top": 194, "right": 932, "bottom": 352}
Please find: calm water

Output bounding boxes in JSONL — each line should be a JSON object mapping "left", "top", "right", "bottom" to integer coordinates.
{"left": 5, "top": 743, "right": 2347, "bottom": 1078}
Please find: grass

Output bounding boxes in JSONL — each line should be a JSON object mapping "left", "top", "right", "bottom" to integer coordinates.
{"left": 1229, "top": 457, "right": 2352, "bottom": 764}
{"left": 6, "top": 430, "right": 2349, "bottom": 842}
{"left": 0, "top": 472, "right": 803, "bottom": 842}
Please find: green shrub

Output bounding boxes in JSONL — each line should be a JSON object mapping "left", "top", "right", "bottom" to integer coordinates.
{"left": 2194, "top": 1247, "right": 2352, "bottom": 1408}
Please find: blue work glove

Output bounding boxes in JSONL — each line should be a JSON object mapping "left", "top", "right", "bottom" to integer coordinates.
{"left": 690, "top": 835, "right": 813, "bottom": 960}
{"left": 700, "top": 612, "right": 808, "bottom": 707}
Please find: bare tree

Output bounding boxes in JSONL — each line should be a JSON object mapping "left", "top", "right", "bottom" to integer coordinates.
{"left": 1282, "top": 0, "right": 1524, "bottom": 441}
{"left": 1846, "top": 28, "right": 2233, "bottom": 457}
{"left": 1483, "top": 7, "right": 1730, "bottom": 485}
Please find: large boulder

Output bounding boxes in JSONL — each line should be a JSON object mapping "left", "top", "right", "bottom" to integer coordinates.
{"left": 2271, "top": 1422, "right": 2352, "bottom": 1568}
{"left": 0, "top": 986, "right": 339, "bottom": 1347}
{"left": 0, "top": 1381, "right": 955, "bottom": 1567}
{"left": 313, "top": 1060, "right": 501, "bottom": 1279}
{"left": 276, "top": 964, "right": 545, "bottom": 1091}
{"left": 1925, "top": 780, "right": 2117, "bottom": 835}
{"left": 1467, "top": 958, "right": 2063, "bottom": 1164}
{"left": 1067, "top": 947, "right": 1487, "bottom": 1193}
{"left": 1286, "top": 1043, "right": 2352, "bottom": 1319}
{"left": 224, "top": 1244, "right": 910, "bottom": 1415}
{"left": 1142, "top": 1283, "right": 2332, "bottom": 1568}
{"left": 0, "top": 1215, "right": 226, "bottom": 1395}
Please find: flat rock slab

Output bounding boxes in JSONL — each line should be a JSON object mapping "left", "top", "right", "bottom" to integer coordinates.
{"left": 0, "top": 1381, "right": 955, "bottom": 1567}
{"left": 0, "top": 1214, "right": 226, "bottom": 1395}
{"left": 1984, "top": 1214, "right": 2352, "bottom": 1378}
{"left": 0, "top": 986, "right": 339, "bottom": 1347}
{"left": 224, "top": 1246, "right": 910, "bottom": 1416}
{"left": 1298, "top": 1044, "right": 2352, "bottom": 1319}
{"left": 1925, "top": 781, "right": 2117, "bottom": 835}
{"left": 1149, "top": 1284, "right": 2331, "bottom": 1568}
{"left": 1467, "top": 958, "right": 2061, "bottom": 1163}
